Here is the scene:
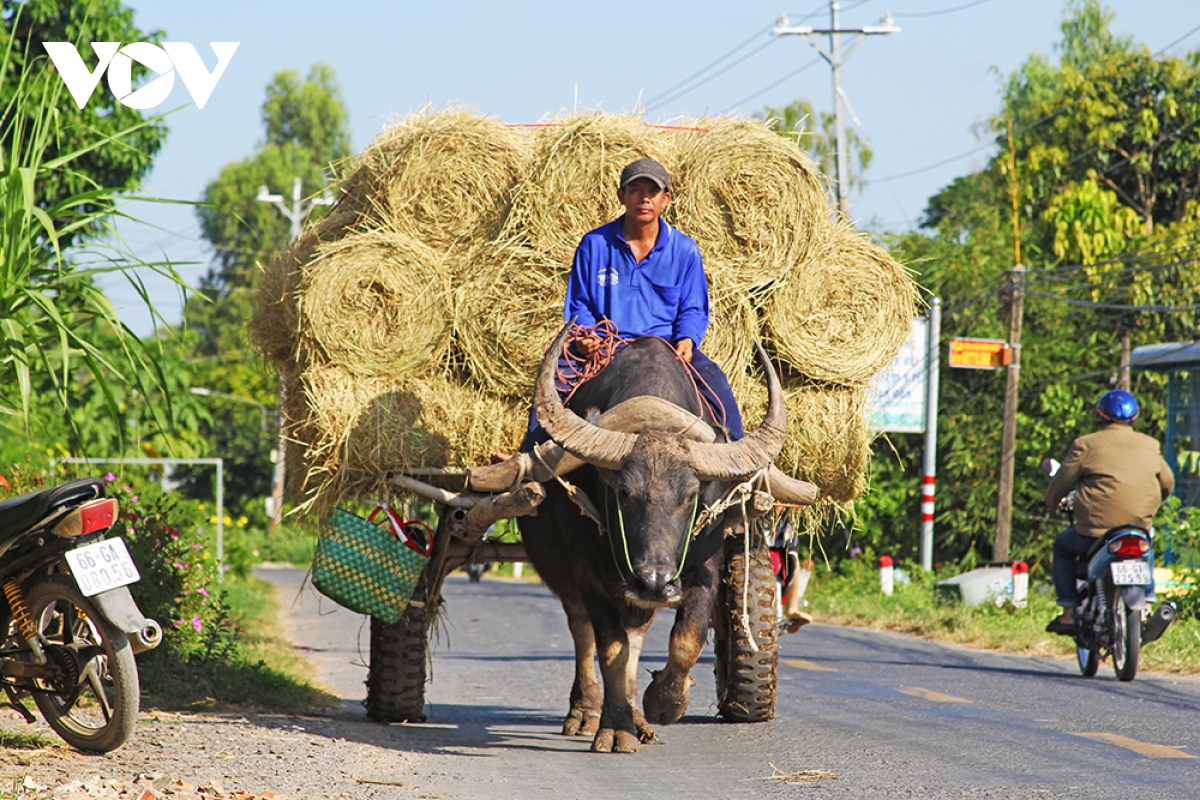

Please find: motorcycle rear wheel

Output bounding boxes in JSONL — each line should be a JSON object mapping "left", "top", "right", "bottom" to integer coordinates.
{"left": 25, "top": 576, "right": 138, "bottom": 752}
{"left": 1111, "top": 591, "right": 1140, "bottom": 682}
{"left": 1076, "top": 641, "right": 1099, "bottom": 677}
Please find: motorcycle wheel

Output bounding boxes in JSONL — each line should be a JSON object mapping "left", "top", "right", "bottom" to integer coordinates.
{"left": 713, "top": 529, "right": 778, "bottom": 723}
{"left": 1111, "top": 591, "right": 1140, "bottom": 682}
{"left": 25, "top": 575, "right": 138, "bottom": 753}
{"left": 1075, "top": 641, "right": 1099, "bottom": 677}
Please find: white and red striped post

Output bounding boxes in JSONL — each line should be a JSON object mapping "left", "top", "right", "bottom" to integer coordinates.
{"left": 1012, "top": 561, "right": 1029, "bottom": 608}
{"left": 879, "top": 555, "right": 895, "bottom": 596}
{"left": 920, "top": 298, "right": 941, "bottom": 571}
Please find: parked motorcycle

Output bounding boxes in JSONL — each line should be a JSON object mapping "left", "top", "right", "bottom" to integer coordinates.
{"left": 0, "top": 477, "right": 161, "bottom": 751}
{"left": 1043, "top": 460, "right": 1176, "bottom": 681}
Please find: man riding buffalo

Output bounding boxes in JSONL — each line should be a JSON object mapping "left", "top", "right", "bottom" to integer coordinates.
{"left": 503, "top": 158, "right": 814, "bottom": 754}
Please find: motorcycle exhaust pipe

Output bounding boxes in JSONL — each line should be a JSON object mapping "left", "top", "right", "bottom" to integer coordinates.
{"left": 1141, "top": 601, "right": 1176, "bottom": 645}
{"left": 129, "top": 618, "right": 163, "bottom": 654}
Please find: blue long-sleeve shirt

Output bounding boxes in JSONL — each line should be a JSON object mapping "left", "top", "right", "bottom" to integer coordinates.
{"left": 564, "top": 217, "right": 709, "bottom": 345}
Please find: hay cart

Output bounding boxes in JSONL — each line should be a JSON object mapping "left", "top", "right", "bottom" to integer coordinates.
{"left": 363, "top": 462, "right": 784, "bottom": 725}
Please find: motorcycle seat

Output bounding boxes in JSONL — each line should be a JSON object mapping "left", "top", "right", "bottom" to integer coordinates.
{"left": 0, "top": 478, "right": 105, "bottom": 545}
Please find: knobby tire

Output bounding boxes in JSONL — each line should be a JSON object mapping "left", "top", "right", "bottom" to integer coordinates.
{"left": 366, "top": 574, "right": 430, "bottom": 723}
{"left": 713, "top": 529, "right": 778, "bottom": 722}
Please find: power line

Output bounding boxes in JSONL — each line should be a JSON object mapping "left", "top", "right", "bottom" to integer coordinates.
{"left": 642, "top": 23, "right": 775, "bottom": 110}
{"left": 1027, "top": 291, "right": 1198, "bottom": 314}
{"left": 893, "top": 0, "right": 991, "bottom": 18}
{"left": 721, "top": 56, "right": 823, "bottom": 114}
{"left": 870, "top": 23, "right": 1200, "bottom": 185}
{"left": 646, "top": 37, "right": 779, "bottom": 113}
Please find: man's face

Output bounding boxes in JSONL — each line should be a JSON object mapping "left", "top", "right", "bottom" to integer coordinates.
{"left": 617, "top": 177, "right": 670, "bottom": 225}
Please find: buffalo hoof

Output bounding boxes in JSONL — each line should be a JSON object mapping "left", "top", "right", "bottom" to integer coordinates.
{"left": 592, "top": 729, "right": 640, "bottom": 753}
{"left": 563, "top": 708, "right": 601, "bottom": 737}
{"left": 642, "top": 669, "right": 690, "bottom": 726}
{"left": 632, "top": 709, "right": 659, "bottom": 744}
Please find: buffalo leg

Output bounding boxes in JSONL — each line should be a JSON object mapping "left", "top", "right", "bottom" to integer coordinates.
{"left": 562, "top": 597, "right": 602, "bottom": 737}
{"left": 643, "top": 582, "right": 716, "bottom": 726}
{"left": 589, "top": 605, "right": 640, "bottom": 753}
{"left": 623, "top": 621, "right": 659, "bottom": 744}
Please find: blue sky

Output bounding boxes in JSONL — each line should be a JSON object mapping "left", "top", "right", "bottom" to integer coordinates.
{"left": 101, "top": 0, "right": 1200, "bottom": 335}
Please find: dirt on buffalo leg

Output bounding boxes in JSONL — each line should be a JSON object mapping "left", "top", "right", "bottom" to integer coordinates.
{"left": 590, "top": 605, "right": 641, "bottom": 754}
{"left": 563, "top": 596, "right": 602, "bottom": 737}
{"left": 643, "top": 573, "right": 718, "bottom": 726}
{"left": 623, "top": 620, "right": 660, "bottom": 743}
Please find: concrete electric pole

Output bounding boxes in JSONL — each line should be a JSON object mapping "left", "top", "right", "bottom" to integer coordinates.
{"left": 774, "top": 2, "right": 899, "bottom": 218}
{"left": 257, "top": 178, "right": 335, "bottom": 534}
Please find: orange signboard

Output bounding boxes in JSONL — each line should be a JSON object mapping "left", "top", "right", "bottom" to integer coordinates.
{"left": 949, "top": 338, "right": 1009, "bottom": 370}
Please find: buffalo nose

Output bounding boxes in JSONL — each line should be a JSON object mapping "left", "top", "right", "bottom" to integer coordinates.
{"left": 637, "top": 570, "right": 673, "bottom": 596}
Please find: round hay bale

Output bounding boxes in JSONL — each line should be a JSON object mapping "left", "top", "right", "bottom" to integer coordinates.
{"left": 503, "top": 114, "right": 673, "bottom": 264}
{"left": 672, "top": 117, "right": 827, "bottom": 292}
{"left": 740, "top": 378, "right": 871, "bottom": 503}
{"left": 361, "top": 109, "right": 529, "bottom": 249}
{"left": 292, "top": 364, "right": 526, "bottom": 516}
{"left": 456, "top": 243, "right": 567, "bottom": 398}
{"left": 765, "top": 223, "right": 919, "bottom": 386}
{"left": 701, "top": 284, "right": 761, "bottom": 379}
{"left": 298, "top": 228, "right": 452, "bottom": 377}
{"left": 251, "top": 192, "right": 370, "bottom": 367}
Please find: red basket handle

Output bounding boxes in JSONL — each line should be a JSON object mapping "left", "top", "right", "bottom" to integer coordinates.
{"left": 368, "top": 504, "right": 433, "bottom": 557}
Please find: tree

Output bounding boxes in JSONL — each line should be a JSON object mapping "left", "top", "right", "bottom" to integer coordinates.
{"left": 860, "top": 0, "right": 1200, "bottom": 570}
{"left": 757, "top": 98, "right": 874, "bottom": 194}
{"left": 174, "top": 64, "right": 352, "bottom": 516}
{"left": 2, "top": 0, "right": 168, "bottom": 244}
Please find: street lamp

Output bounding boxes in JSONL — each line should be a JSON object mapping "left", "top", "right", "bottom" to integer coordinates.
{"left": 189, "top": 386, "right": 269, "bottom": 432}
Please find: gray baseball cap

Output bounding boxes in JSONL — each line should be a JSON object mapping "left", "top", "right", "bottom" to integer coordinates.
{"left": 619, "top": 158, "right": 670, "bottom": 191}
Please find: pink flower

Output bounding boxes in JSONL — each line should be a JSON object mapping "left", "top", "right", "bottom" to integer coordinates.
{"left": 104, "top": 473, "right": 116, "bottom": 482}
{"left": 191, "top": 617, "right": 203, "bottom": 632}
{"left": 174, "top": 562, "right": 185, "bottom": 570}
{"left": 198, "top": 587, "right": 209, "bottom": 597}
{"left": 171, "top": 534, "right": 179, "bottom": 541}
{"left": 131, "top": 496, "right": 138, "bottom": 503}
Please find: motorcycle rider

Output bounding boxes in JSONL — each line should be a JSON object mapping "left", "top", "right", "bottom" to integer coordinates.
{"left": 1042, "top": 389, "right": 1175, "bottom": 635}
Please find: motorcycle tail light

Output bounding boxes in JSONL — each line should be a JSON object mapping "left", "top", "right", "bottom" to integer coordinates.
{"left": 1107, "top": 535, "right": 1149, "bottom": 559}
{"left": 53, "top": 498, "right": 119, "bottom": 538}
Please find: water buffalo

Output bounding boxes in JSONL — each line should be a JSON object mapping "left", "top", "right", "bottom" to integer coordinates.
{"left": 517, "top": 324, "right": 789, "bottom": 753}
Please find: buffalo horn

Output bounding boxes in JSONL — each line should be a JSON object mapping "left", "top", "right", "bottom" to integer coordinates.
{"left": 684, "top": 340, "right": 788, "bottom": 481}
{"left": 533, "top": 321, "right": 635, "bottom": 469}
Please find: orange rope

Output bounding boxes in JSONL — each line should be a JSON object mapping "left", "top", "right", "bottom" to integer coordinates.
{"left": 553, "top": 322, "right": 730, "bottom": 433}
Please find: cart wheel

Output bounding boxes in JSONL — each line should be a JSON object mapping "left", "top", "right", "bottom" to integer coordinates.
{"left": 366, "top": 576, "right": 429, "bottom": 723}
{"left": 713, "top": 528, "right": 778, "bottom": 722}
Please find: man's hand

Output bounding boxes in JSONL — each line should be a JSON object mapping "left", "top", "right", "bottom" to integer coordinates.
{"left": 676, "top": 338, "right": 694, "bottom": 363}
{"left": 577, "top": 333, "right": 602, "bottom": 358}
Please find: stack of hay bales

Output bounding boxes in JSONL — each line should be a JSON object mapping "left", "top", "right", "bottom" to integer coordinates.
{"left": 252, "top": 110, "right": 918, "bottom": 520}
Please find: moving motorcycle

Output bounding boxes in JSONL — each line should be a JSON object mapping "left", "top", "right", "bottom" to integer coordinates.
{"left": 0, "top": 477, "right": 161, "bottom": 751}
{"left": 1044, "top": 460, "right": 1176, "bottom": 681}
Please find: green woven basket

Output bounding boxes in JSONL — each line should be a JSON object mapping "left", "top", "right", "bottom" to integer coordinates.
{"left": 313, "top": 507, "right": 432, "bottom": 623}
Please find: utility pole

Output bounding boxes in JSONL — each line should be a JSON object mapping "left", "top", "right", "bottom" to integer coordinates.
{"left": 1119, "top": 333, "right": 1131, "bottom": 390}
{"left": 920, "top": 298, "right": 942, "bottom": 572}
{"left": 993, "top": 264, "right": 1026, "bottom": 562}
{"left": 257, "top": 178, "right": 334, "bottom": 534}
{"left": 774, "top": 3, "right": 899, "bottom": 218}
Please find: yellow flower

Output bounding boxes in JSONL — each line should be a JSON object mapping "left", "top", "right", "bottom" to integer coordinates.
{"left": 237, "top": 516, "right": 249, "bottom": 528}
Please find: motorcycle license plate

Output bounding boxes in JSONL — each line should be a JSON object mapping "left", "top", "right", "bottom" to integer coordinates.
{"left": 64, "top": 538, "right": 141, "bottom": 597}
{"left": 1110, "top": 560, "right": 1151, "bottom": 586}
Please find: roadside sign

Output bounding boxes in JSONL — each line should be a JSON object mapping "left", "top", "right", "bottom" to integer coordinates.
{"left": 949, "top": 338, "right": 1009, "bottom": 370}
{"left": 870, "top": 318, "right": 928, "bottom": 433}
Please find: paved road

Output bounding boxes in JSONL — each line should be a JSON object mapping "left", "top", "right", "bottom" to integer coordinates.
{"left": 259, "top": 567, "right": 1200, "bottom": 799}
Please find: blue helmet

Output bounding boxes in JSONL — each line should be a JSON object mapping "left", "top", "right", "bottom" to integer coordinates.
{"left": 1097, "top": 389, "right": 1139, "bottom": 424}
